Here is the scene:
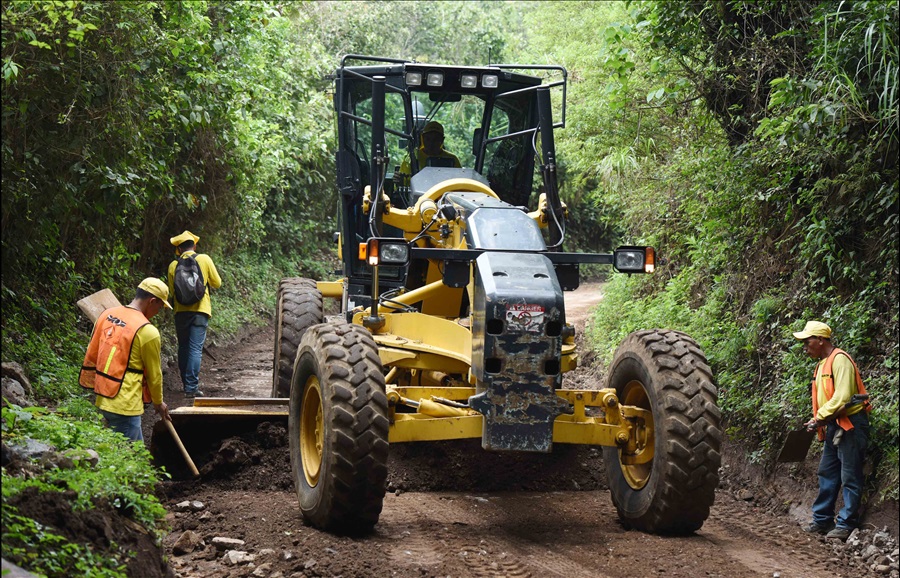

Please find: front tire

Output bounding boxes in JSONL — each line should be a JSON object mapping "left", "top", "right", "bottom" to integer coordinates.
{"left": 603, "top": 329, "right": 722, "bottom": 534}
{"left": 272, "top": 278, "right": 322, "bottom": 397}
{"left": 289, "top": 323, "right": 389, "bottom": 533}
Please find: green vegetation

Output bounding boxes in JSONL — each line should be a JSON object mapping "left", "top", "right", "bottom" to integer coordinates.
{"left": 2, "top": 398, "right": 166, "bottom": 576}
{"left": 1, "top": 0, "right": 897, "bottom": 573}
{"left": 553, "top": 0, "right": 900, "bottom": 497}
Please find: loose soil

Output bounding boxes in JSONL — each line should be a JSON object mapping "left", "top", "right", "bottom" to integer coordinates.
{"left": 3, "top": 487, "right": 168, "bottom": 578}
{"left": 139, "top": 283, "right": 897, "bottom": 578}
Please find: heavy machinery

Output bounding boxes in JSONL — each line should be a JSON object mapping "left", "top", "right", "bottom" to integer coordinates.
{"left": 162, "top": 55, "right": 722, "bottom": 536}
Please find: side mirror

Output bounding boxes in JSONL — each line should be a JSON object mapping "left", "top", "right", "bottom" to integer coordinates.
{"left": 473, "top": 128, "right": 483, "bottom": 156}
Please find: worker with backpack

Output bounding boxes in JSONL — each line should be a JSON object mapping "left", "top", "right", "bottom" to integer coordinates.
{"left": 167, "top": 230, "right": 222, "bottom": 398}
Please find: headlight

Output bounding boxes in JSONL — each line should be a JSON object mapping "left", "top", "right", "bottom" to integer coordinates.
{"left": 364, "top": 238, "right": 410, "bottom": 267}
{"left": 381, "top": 242, "right": 409, "bottom": 265}
{"left": 614, "top": 246, "right": 655, "bottom": 274}
{"left": 427, "top": 73, "right": 444, "bottom": 87}
{"left": 406, "top": 72, "right": 423, "bottom": 86}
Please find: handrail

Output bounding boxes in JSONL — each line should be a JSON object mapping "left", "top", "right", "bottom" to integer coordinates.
{"left": 340, "top": 54, "right": 413, "bottom": 68}
{"left": 493, "top": 65, "right": 567, "bottom": 128}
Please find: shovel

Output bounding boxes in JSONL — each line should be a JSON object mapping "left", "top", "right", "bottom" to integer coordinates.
{"left": 776, "top": 394, "right": 870, "bottom": 463}
{"left": 777, "top": 428, "right": 815, "bottom": 462}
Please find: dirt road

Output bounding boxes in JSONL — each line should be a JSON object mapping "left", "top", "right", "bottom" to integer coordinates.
{"left": 152, "top": 283, "right": 892, "bottom": 578}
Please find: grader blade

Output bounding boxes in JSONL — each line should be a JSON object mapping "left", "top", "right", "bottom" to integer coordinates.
{"left": 150, "top": 398, "right": 288, "bottom": 478}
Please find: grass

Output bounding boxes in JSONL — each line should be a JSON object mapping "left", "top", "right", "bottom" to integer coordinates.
{"left": 1, "top": 398, "right": 168, "bottom": 576}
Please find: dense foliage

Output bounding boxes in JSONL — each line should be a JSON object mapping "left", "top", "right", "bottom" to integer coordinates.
{"left": 531, "top": 0, "right": 899, "bottom": 496}
{"left": 1, "top": 1, "right": 897, "bottom": 573}
{"left": 2, "top": 398, "right": 167, "bottom": 576}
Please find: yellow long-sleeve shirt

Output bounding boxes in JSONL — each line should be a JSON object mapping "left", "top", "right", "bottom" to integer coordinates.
{"left": 814, "top": 353, "right": 863, "bottom": 421}
{"left": 399, "top": 147, "right": 461, "bottom": 175}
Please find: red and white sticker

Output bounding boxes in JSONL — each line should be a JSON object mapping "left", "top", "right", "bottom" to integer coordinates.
{"left": 506, "top": 303, "right": 544, "bottom": 333}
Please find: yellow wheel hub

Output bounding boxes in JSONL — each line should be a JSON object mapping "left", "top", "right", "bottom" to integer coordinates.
{"left": 300, "top": 376, "right": 324, "bottom": 487}
{"left": 620, "top": 379, "right": 654, "bottom": 490}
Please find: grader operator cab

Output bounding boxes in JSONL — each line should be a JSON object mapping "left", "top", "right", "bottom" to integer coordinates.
{"left": 161, "top": 55, "right": 722, "bottom": 536}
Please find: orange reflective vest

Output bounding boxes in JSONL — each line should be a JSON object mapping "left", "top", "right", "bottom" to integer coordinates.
{"left": 811, "top": 348, "right": 872, "bottom": 441}
{"left": 80, "top": 306, "right": 149, "bottom": 399}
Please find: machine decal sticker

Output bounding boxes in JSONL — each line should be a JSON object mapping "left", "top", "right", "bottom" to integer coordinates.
{"left": 506, "top": 303, "right": 544, "bottom": 333}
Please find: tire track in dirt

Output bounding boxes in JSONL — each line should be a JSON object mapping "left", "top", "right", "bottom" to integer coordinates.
{"left": 706, "top": 494, "right": 843, "bottom": 578}
{"left": 205, "top": 335, "right": 272, "bottom": 397}
{"left": 381, "top": 492, "right": 612, "bottom": 578}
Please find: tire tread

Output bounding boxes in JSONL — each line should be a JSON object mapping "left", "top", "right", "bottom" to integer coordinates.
{"left": 605, "top": 329, "right": 722, "bottom": 534}
{"left": 291, "top": 323, "right": 389, "bottom": 533}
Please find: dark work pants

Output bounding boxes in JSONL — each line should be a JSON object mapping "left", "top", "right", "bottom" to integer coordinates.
{"left": 812, "top": 411, "right": 870, "bottom": 530}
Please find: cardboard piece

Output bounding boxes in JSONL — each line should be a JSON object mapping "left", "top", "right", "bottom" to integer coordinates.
{"left": 76, "top": 289, "right": 122, "bottom": 324}
{"left": 777, "top": 428, "right": 815, "bottom": 462}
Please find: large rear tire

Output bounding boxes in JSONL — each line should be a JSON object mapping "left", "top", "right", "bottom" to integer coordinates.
{"left": 603, "top": 329, "right": 722, "bottom": 534}
{"left": 272, "top": 278, "right": 322, "bottom": 398}
{"left": 289, "top": 323, "right": 389, "bottom": 533}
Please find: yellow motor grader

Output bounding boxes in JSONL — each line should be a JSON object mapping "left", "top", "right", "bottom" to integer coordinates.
{"left": 160, "top": 55, "right": 722, "bottom": 536}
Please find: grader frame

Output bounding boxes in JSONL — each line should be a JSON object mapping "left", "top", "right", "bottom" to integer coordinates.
{"left": 163, "top": 55, "right": 722, "bottom": 537}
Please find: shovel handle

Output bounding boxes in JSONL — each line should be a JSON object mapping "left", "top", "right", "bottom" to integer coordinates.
{"left": 806, "top": 393, "right": 871, "bottom": 429}
{"left": 164, "top": 419, "right": 200, "bottom": 478}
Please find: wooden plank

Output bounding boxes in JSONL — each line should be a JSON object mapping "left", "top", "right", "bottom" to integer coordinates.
{"left": 76, "top": 288, "right": 122, "bottom": 324}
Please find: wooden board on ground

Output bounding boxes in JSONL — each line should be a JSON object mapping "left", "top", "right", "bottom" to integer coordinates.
{"left": 76, "top": 288, "right": 121, "bottom": 324}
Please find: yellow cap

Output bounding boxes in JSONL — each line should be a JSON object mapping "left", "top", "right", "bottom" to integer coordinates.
{"left": 138, "top": 277, "right": 173, "bottom": 309}
{"left": 170, "top": 231, "right": 199, "bottom": 246}
{"left": 792, "top": 321, "right": 832, "bottom": 340}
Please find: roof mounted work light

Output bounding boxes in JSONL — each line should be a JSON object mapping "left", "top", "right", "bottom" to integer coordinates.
{"left": 461, "top": 74, "right": 478, "bottom": 88}
{"left": 406, "top": 72, "right": 423, "bottom": 86}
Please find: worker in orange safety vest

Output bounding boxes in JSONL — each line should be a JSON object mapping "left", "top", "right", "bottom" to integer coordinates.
{"left": 793, "top": 320, "right": 872, "bottom": 542}
{"left": 80, "top": 278, "right": 172, "bottom": 441}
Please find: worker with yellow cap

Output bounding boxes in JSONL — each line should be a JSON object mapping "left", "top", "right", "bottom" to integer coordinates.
{"left": 397, "top": 121, "right": 461, "bottom": 184}
{"left": 80, "top": 277, "right": 172, "bottom": 441}
{"left": 167, "top": 231, "right": 222, "bottom": 398}
{"left": 793, "top": 320, "right": 872, "bottom": 541}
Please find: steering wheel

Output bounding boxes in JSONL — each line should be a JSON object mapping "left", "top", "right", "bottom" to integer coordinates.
{"left": 413, "top": 177, "right": 500, "bottom": 211}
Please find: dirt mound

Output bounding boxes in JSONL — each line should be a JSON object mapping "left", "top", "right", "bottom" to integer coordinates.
{"left": 4, "top": 487, "right": 168, "bottom": 578}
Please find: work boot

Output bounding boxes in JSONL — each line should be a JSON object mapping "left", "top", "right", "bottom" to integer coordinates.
{"left": 184, "top": 390, "right": 205, "bottom": 399}
{"left": 826, "top": 527, "right": 852, "bottom": 541}
{"left": 802, "top": 521, "right": 834, "bottom": 535}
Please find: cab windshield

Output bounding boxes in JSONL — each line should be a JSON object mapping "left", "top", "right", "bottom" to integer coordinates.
{"left": 346, "top": 87, "right": 536, "bottom": 208}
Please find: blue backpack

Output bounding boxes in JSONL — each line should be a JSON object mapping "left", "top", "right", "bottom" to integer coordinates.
{"left": 173, "top": 254, "right": 206, "bottom": 305}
